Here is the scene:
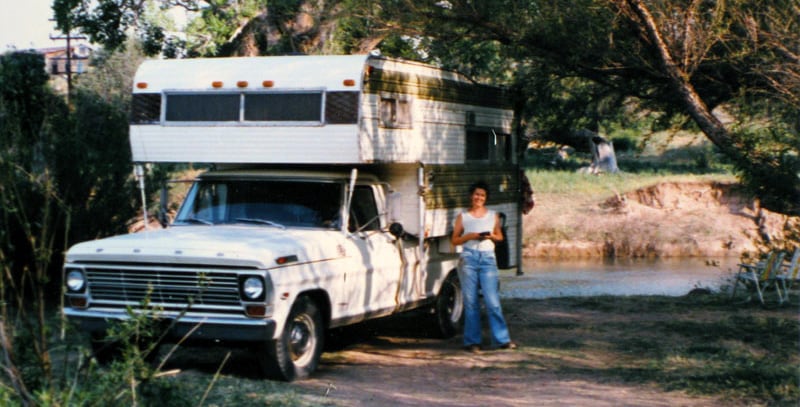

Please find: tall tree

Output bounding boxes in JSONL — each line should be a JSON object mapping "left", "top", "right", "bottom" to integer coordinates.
{"left": 53, "top": 0, "right": 346, "bottom": 57}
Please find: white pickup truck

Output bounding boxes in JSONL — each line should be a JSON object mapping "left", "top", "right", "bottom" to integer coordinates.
{"left": 63, "top": 55, "right": 521, "bottom": 381}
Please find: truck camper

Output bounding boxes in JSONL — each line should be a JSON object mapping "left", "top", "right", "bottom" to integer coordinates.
{"left": 63, "top": 54, "right": 522, "bottom": 381}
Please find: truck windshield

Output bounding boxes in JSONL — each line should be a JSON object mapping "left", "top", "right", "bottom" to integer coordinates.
{"left": 174, "top": 179, "right": 343, "bottom": 229}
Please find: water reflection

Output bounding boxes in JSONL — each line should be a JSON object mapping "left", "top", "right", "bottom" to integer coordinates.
{"left": 500, "top": 257, "right": 739, "bottom": 299}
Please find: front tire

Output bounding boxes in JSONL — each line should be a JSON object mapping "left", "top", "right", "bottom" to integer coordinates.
{"left": 431, "top": 273, "right": 463, "bottom": 338}
{"left": 258, "top": 296, "right": 324, "bottom": 381}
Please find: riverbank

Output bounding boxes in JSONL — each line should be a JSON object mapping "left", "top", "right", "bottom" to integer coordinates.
{"left": 522, "top": 177, "right": 797, "bottom": 259}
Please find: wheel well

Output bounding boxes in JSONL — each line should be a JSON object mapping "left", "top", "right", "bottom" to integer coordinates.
{"left": 444, "top": 268, "right": 459, "bottom": 286}
{"left": 433, "top": 268, "right": 460, "bottom": 298}
{"left": 297, "top": 289, "right": 331, "bottom": 329}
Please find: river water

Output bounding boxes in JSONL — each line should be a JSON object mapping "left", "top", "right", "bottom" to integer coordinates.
{"left": 499, "top": 257, "right": 740, "bottom": 299}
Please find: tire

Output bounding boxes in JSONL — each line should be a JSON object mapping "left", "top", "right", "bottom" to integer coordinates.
{"left": 431, "top": 273, "right": 464, "bottom": 338}
{"left": 258, "top": 296, "right": 324, "bottom": 381}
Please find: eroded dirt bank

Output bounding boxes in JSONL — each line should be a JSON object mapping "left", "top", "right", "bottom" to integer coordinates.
{"left": 523, "top": 181, "right": 796, "bottom": 259}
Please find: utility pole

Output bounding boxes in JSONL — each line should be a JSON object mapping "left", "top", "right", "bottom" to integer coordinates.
{"left": 49, "top": 20, "right": 86, "bottom": 103}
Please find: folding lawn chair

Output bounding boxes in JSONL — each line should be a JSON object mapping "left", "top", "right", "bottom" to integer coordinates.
{"left": 773, "top": 248, "right": 800, "bottom": 304}
{"left": 731, "top": 251, "right": 785, "bottom": 305}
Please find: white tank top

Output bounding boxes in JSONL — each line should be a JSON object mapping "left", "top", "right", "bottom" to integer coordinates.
{"left": 460, "top": 210, "right": 496, "bottom": 252}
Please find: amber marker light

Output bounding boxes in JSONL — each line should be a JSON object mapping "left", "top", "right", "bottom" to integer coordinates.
{"left": 343, "top": 79, "right": 356, "bottom": 87}
{"left": 136, "top": 82, "right": 148, "bottom": 89}
{"left": 262, "top": 80, "right": 274, "bottom": 88}
{"left": 246, "top": 305, "right": 267, "bottom": 317}
{"left": 69, "top": 297, "right": 87, "bottom": 308}
{"left": 275, "top": 255, "right": 298, "bottom": 265}
{"left": 237, "top": 80, "right": 248, "bottom": 88}
{"left": 211, "top": 81, "right": 223, "bottom": 88}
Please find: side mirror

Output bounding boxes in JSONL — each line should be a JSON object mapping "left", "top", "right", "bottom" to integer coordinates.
{"left": 389, "top": 222, "right": 404, "bottom": 238}
{"left": 158, "top": 185, "right": 169, "bottom": 228}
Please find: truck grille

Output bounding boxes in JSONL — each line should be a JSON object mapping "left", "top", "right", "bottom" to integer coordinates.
{"left": 82, "top": 264, "right": 248, "bottom": 310}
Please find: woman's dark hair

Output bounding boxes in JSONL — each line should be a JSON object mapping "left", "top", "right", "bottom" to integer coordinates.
{"left": 468, "top": 181, "right": 490, "bottom": 200}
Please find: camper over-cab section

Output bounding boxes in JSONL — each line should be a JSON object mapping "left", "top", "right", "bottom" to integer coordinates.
{"left": 129, "top": 55, "right": 514, "bottom": 165}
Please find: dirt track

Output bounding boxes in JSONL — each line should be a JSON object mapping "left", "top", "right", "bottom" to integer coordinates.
{"left": 287, "top": 299, "right": 727, "bottom": 407}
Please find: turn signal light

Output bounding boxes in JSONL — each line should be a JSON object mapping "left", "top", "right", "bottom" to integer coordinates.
{"left": 69, "top": 297, "right": 88, "bottom": 308}
{"left": 246, "top": 305, "right": 266, "bottom": 317}
{"left": 275, "top": 255, "right": 298, "bottom": 265}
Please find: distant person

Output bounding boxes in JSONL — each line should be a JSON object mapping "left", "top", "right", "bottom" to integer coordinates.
{"left": 451, "top": 181, "right": 517, "bottom": 353}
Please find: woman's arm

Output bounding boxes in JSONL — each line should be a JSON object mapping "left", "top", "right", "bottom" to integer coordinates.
{"left": 488, "top": 213, "right": 504, "bottom": 242}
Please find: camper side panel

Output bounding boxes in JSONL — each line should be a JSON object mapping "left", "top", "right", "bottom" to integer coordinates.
{"left": 378, "top": 164, "right": 520, "bottom": 267}
{"left": 360, "top": 62, "right": 513, "bottom": 165}
{"left": 359, "top": 97, "right": 513, "bottom": 164}
{"left": 130, "top": 125, "right": 360, "bottom": 163}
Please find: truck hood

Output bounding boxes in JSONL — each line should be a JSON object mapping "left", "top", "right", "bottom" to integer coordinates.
{"left": 65, "top": 226, "right": 348, "bottom": 269}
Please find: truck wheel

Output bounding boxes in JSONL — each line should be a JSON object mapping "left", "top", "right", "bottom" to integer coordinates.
{"left": 258, "top": 296, "right": 324, "bottom": 381}
{"left": 432, "top": 273, "right": 463, "bottom": 338}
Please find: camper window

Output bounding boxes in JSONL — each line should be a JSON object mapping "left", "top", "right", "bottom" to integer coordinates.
{"left": 130, "top": 93, "right": 161, "bottom": 124}
{"left": 244, "top": 92, "right": 322, "bottom": 121}
{"left": 166, "top": 94, "right": 240, "bottom": 122}
{"left": 466, "top": 129, "right": 511, "bottom": 163}
{"left": 325, "top": 91, "right": 360, "bottom": 124}
{"left": 379, "top": 94, "right": 412, "bottom": 129}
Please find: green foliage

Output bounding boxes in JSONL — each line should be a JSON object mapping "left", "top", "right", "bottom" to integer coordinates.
{"left": 729, "top": 126, "right": 800, "bottom": 216}
{"left": 0, "top": 46, "right": 172, "bottom": 404}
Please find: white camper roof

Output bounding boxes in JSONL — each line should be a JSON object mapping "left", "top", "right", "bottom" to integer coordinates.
{"left": 133, "top": 54, "right": 372, "bottom": 93}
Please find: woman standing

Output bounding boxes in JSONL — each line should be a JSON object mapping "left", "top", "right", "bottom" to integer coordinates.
{"left": 451, "top": 182, "right": 516, "bottom": 353}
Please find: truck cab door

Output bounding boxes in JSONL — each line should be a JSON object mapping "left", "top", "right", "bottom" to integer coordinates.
{"left": 344, "top": 185, "right": 402, "bottom": 315}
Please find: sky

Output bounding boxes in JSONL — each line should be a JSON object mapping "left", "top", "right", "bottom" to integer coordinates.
{"left": 0, "top": 0, "right": 60, "bottom": 50}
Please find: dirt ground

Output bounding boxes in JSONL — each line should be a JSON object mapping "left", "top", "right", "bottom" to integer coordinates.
{"left": 282, "top": 298, "right": 735, "bottom": 407}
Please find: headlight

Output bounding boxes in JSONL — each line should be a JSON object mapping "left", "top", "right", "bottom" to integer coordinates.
{"left": 66, "top": 269, "right": 86, "bottom": 293}
{"left": 241, "top": 276, "right": 265, "bottom": 301}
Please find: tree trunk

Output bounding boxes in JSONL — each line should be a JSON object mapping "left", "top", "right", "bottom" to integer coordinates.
{"left": 621, "top": 0, "right": 800, "bottom": 215}
{"left": 622, "top": 0, "right": 733, "bottom": 150}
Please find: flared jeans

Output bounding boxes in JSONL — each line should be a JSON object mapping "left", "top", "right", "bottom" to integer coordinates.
{"left": 458, "top": 248, "right": 511, "bottom": 347}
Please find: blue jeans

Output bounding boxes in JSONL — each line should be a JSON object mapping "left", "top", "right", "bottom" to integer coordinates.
{"left": 458, "top": 248, "right": 511, "bottom": 347}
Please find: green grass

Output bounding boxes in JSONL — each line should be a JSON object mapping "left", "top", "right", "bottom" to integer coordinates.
{"left": 526, "top": 168, "right": 735, "bottom": 196}
{"left": 524, "top": 130, "right": 736, "bottom": 198}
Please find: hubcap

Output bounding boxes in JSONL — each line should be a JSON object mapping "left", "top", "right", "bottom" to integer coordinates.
{"left": 288, "top": 314, "right": 315, "bottom": 364}
{"left": 444, "top": 282, "right": 463, "bottom": 324}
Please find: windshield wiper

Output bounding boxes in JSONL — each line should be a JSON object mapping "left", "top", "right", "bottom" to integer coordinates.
{"left": 182, "top": 216, "right": 213, "bottom": 225}
{"left": 235, "top": 218, "right": 286, "bottom": 230}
